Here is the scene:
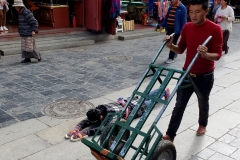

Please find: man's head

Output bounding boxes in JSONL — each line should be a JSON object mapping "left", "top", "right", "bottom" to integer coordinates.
{"left": 188, "top": 0, "right": 209, "bottom": 25}
{"left": 86, "top": 108, "right": 102, "bottom": 122}
{"left": 171, "top": 0, "right": 180, "bottom": 6}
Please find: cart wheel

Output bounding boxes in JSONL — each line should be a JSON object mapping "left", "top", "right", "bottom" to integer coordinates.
{"left": 100, "top": 121, "right": 130, "bottom": 155}
{"left": 150, "top": 140, "right": 176, "bottom": 160}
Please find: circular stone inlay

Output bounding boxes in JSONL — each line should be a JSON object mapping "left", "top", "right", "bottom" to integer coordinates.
{"left": 42, "top": 100, "right": 95, "bottom": 119}
{"left": 104, "top": 55, "right": 132, "bottom": 63}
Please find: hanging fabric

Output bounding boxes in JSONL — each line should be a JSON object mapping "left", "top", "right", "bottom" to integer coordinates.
{"left": 110, "top": 0, "right": 120, "bottom": 19}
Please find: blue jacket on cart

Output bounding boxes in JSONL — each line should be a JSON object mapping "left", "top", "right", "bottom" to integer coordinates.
{"left": 161, "top": 2, "right": 187, "bottom": 34}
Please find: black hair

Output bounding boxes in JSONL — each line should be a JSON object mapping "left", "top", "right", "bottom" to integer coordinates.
{"left": 188, "top": 0, "right": 209, "bottom": 10}
{"left": 223, "top": 0, "right": 230, "bottom": 5}
{"left": 86, "top": 108, "right": 102, "bottom": 122}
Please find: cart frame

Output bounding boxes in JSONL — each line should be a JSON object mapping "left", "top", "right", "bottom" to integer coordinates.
{"left": 81, "top": 35, "right": 212, "bottom": 160}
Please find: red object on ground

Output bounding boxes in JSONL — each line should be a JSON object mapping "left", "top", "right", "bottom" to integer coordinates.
{"left": 73, "top": 17, "right": 77, "bottom": 28}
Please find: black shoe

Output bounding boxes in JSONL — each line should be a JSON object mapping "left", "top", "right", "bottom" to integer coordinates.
{"left": 38, "top": 57, "right": 41, "bottom": 62}
{"left": 225, "top": 47, "right": 229, "bottom": 54}
{"left": 0, "top": 50, "right": 4, "bottom": 56}
{"left": 21, "top": 58, "right": 31, "bottom": 63}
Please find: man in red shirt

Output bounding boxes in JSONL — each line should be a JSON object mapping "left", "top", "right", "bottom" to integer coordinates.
{"left": 162, "top": 0, "right": 223, "bottom": 142}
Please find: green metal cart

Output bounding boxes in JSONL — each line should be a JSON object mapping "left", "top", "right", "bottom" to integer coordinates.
{"left": 81, "top": 35, "right": 212, "bottom": 160}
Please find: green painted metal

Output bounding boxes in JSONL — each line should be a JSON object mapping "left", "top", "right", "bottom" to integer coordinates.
{"left": 81, "top": 35, "right": 213, "bottom": 160}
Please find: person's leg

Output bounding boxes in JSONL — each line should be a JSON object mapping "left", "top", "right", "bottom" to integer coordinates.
{"left": 223, "top": 30, "right": 230, "bottom": 54}
{"left": 165, "top": 82, "right": 194, "bottom": 140}
{"left": 169, "top": 33, "right": 180, "bottom": 60}
{"left": 0, "top": 9, "right": 3, "bottom": 30}
{"left": 2, "top": 6, "right": 7, "bottom": 28}
{"left": 194, "top": 74, "right": 214, "bottom": 132}
{"left": 144, "top": 88, "right": 169, "bottom": 106}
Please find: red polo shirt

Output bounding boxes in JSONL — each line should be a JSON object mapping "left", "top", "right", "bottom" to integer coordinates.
{"left": 178, "top": 19, "right": 223, "bottom": 74}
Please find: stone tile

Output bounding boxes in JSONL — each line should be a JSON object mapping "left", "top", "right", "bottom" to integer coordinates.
{"left": 0, "top": 101, "right": 19, "bottom": 111}
{"left": 15, "top": 112, "right": 37, "bottom": 121}
{"left": 230, "top": 149, "right": 240, "bottom": 160}
{"left": 208, "top": 141, "right": 237, "bottom": 156}
{"left": 0, "top": 118, "right": 18, "bottom": 128}
{"left": 210, "top": 85, "right": 224, "bottom": 95}
{"left": 186, "top": 95, "right": 233, "bottom": 116}
{"left": 21, "top": 139, "right": 93, "bottom": 160}
{"left": 229, "top": 128, "right": 240, "bottom": 138}
{"left": 196, "top": 148, "right": 216, "bottom": 159}
{"left": 189, "top": 155, "right": 205, "bottom": 160}
{"left": 230, "top": 138, "right": 240, "bottom": 149}
{"left": 36, "top": 117, "right": 84, "bottom": 145}
{"left": 223, "top": 61, "right": 240, "bottom": 70}
{"left": 219, "top": 134, "right": 237, "bottom": 144}
{"left": 0, "top": 109, "right": 15, "bottom": 123}
{"left": 209, "top": 152, "right": 235, "bottom": 160}
{"left": 214, "top": 82, "right": 240, "bottom": 101}
{"left": 214, "top": 67, "right": 234, "bottom": 79}
{"left": 0, "top": 134, "right": 51, "bottom": 160}
{"left": 191, "top": 109, "right": 240, "bottom": 139}
{"left": 174, "top": 129, "right": 215, "bottom": 160}
{"left": 6, "top": 106, "right": 28, "bottom": 116}
{"left": 225, "top": 99, "right": 240, "bottom": 114}
{"left": 214, "top": 74, "right": 240, "bottom": 88}
{"left": 0, "top": 119, "right": 48, "bottom": 145}
{"left": 40, "top": 90, "right": 56, "bottom": 96}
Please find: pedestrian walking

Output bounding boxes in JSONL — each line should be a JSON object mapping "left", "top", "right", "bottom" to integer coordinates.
{"left": 65, "top": 88, "right": 170, "bottom": 142}
{"left": 13, "top": 0, "right": 41, "bottom": 63}
{"left": 162, "top": 0, "right": 223, "bottom": 142}
{"left": 159, "top": 0, "right": 187, "bottom": 64}
{"left": 0, "top": 0, "right": 9, "bottom": 31}
{"left": 214, "top": 0, "right": 234, "bottom": 54}
{"left": 212, "top": 0, "right": 221, "bottom": 21}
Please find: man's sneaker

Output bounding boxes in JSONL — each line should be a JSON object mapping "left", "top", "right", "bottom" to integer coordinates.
{"left": 0, "top": 27, "right": 3, "bottom": 31}
{"left": 164, "top": 88, "right": 170, "bottom": 100}
{"left": 165, "top": 58, "right": 174, "bottom": 64}
{"left": 3, "top": 26, "right": 8, "bottom": 31}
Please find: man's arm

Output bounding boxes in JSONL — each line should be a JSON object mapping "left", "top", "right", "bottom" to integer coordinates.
{"left": 198, "top": 26, "right": 223, "bottom": 61}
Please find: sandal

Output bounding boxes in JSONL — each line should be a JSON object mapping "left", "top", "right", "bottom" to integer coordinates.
{"left": 70, "top": 130, "right": 88, "bottom": 142}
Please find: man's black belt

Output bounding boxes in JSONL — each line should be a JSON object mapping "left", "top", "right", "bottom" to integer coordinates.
{"left": 189, "top": 71, "right": 214, "bottom": 78}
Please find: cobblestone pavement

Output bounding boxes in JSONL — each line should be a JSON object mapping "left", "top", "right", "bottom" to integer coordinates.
{"left": 0, "top": 23, "right": 240, "bottom": 131}
{"left": 0, "top": 34, "right": 171, "bottom": 128}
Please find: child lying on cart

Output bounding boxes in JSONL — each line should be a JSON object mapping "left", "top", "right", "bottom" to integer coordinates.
{"left": 65, "top": 88, "right": 170, "bottom": 142}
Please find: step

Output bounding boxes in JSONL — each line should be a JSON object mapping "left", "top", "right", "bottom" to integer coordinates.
{"left": 118, "top": 30, "right": 162, "bottom": 41}
{"left": 0, "top": 36, "right": 95, "bottom": 49}
{"left": 3, "top": 39, "right": 95, "bottom": 56}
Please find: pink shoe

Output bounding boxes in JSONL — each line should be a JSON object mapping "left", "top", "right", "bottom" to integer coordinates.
{"left": 164, "top": 88, "right": 170, "bottom": 100}
{"left": 65, "top": 126, "right": 80, "bottom": 139}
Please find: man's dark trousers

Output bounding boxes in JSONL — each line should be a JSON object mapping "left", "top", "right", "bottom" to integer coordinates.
{"left": 166, "top": 73, "right": 214, "bottom": 140}
{"left": 167, "top": 28, "right": 180, "bottom": 60}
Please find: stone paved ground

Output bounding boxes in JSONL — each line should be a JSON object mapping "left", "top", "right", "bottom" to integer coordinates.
{"left": 1, "top": 23, "right": 240, "bottom": 129}
{"left": 0, "top": 33, "right": 172, "bottom": 128}
{"left": 0, "top": 23, "right": 240, "bottom": 160}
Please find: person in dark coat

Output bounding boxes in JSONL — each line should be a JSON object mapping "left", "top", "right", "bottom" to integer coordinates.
{"left": 13, "top": 0, "right": 41, "bottom": 63}
{"left": 65, "top": 88, "right": 171, "bottom": 142}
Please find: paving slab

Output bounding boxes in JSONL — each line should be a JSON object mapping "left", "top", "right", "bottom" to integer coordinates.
{"left": 186, "top": 94, "right": 233, "bottom": 116}
{"left": 21, "top": 140, "right": 95, "bottom": 160}
{"left": 230, "top": 149, "right": 240, "bottom": 160}
{"left": 0, "top": 119, "right": 48, "bottom": 145}
{"left": 174, "top": 129, "right": 215, "bottom": 160}
{"left": 209, "top": 153, "right": 235, "bottom": 160}
{"left": 36, "top": 117, "right": 84, "bottom": 145}
{"left": 0, "top": 134, "right": 51, "bottom": 160}
{"left": 196, "top": 148, "right": 216, "bottom": 160}
{"left": 208, "top": 141, "right": 237, "bottom": 156}
{"left": 191, "top": 109, "right": 240, "bottom": 139}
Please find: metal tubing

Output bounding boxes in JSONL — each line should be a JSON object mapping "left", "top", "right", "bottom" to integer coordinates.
{"left": 153, "top": 36, "right": 212, "bottom": 124}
